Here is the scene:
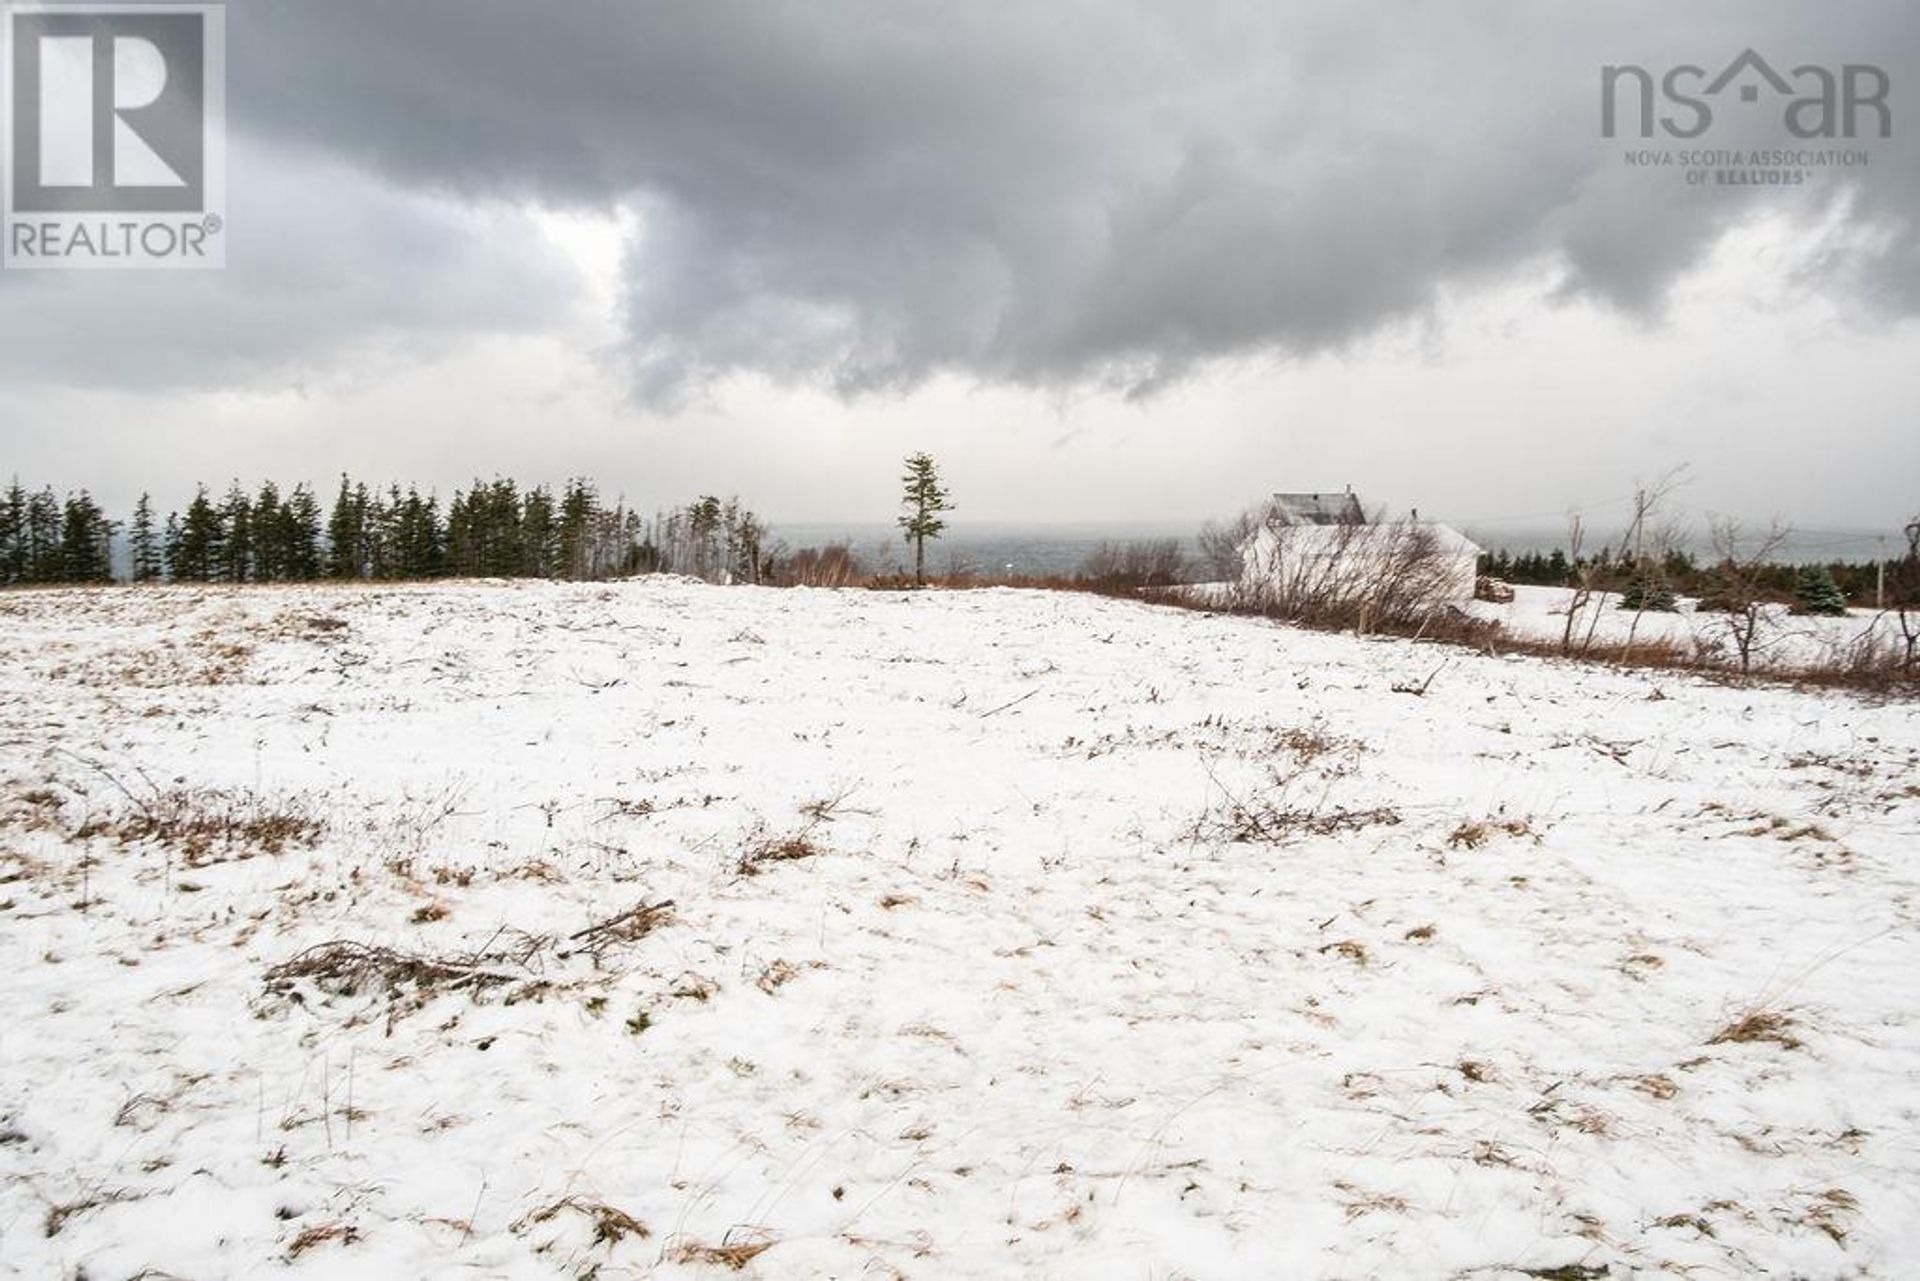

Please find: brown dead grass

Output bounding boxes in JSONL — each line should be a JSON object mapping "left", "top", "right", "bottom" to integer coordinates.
{"left": 737, "top": 824, "right": 823, "bottom": 876}
{"left": 76, "top": 787, "right": 324, "bottom": 865}
{"left": 1446, "top": 817, "right": 1536, "bottom": 849}
{"left": 1710, "top": 1008, "right": 1802, "bottom": 1051}
{"left": 515, "top": 1196, "right": 649, "bottom": 1248}
{"left": 285, "top": 1220, "right": 358, "bottom": 1257}
{"left": 668, "top": 1236, "right": 777, "bottom": 1270}
{"left": 265, "top": 940, "right": 517, "bottom": 999}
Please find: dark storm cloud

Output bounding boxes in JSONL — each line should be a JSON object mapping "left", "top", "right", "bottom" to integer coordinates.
{"left": 24, "top": 1, "right": 1920, "bottom": 398}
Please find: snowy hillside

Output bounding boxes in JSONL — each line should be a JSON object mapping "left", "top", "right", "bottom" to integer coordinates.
{"left": 1, "top": 580, "right": 1916, "bottom": 1277}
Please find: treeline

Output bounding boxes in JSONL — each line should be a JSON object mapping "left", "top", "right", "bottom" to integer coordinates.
{"left": 0, "top": 482, "right": 116, "bottom": 584}
{"left": 1, "top": 475, "right": 773, "bottom": 586}
{"left": 1479, "top": 545, "right": 1898, "bottom": 605}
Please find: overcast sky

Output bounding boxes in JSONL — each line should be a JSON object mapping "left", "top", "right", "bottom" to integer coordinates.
{"left": 3, "top": 0, "right": 1916, "bottom": 536}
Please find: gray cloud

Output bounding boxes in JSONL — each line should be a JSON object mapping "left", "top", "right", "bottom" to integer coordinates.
{"left": 214, "top": 1, "right": 1918, "bottom": 402}
{"left": 0, "top": 137, "right": 577, "bottom": 392}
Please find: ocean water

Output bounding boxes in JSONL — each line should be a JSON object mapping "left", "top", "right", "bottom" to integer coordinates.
{"left": 767, "top": 521, "right": 1206, "bottom": 579}
{"left": 769, "top": 519, "right": 1900, "bottom": 581}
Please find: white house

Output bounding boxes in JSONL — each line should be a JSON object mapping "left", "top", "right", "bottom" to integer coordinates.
{"left": 1240, "top": 490, "right": 1482, "bottom": 610}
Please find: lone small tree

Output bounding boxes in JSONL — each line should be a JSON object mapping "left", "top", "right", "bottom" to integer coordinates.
{"left": 1792, "top": 564, "right": 1848, "bottom": 616}
{"left": 897, "top": 452, "right": 954, "bottom": 586}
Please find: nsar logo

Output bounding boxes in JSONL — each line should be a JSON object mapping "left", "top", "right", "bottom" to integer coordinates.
{"left": 1601, "top": 48, "right": 1891, "bottom": 141}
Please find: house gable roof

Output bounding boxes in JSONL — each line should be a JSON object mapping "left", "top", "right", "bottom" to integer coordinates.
{"left": 1269, "top": 491, "right": 1368, "bottom": 526}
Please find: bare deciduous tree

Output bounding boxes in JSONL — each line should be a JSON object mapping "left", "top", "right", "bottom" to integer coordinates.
{"left": 1699, "top": 517, "right": 1791, "bottom": 675}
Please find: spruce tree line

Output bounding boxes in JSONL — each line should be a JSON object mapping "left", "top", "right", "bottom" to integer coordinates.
{"left": 2, "top": 474, "right": 772, "bottom": 586}
{"left": 0, "top": 481, "right": 115, "bottom": 584}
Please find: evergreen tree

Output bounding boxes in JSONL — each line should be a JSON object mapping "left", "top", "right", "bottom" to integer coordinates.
{"left": 393, "top": 487, "right": 443, "bottom": 578}
{"left": 130, "top": 492, "right": 163, "bottom": 582}
{"left": 0, "top": 480, "right": 25, "bottom": 585}
{"left": 522, "top": 485, "right": 557, "bottom": 578}
{"left": 170, "top": 486, "right": 226, "bottom": 582}
{"left": 284, "top": 484, "right": 323, "bottom": 579}
{"left": 58, "top": 491, "right": 114, "bottom": 582}
{"left": 559, "top": 478, "right": 595, "bottom": 579}
{"left": 326, "top": 475, "right": 366, "bottom": 578}
{"left": 23, "top": 487, "right": 61, "bottom": 582}
{"left": 162, "top": 513, "right": 182, "bottom": 581}
{"left": 251, "top": 481, "right": 284, "bottom": 581}
{"left": 896, "top": 452, "right": 954, "bottom": 586}
{"left": 219, "top": 482, "right": 253, "bottom": 582}
{"left": 688, "top": 496, "right": 723, "bottom": 580}
{"left": 1620, "top": 564, "right": 1676, "bottom": 612}
{"left": 1793, "top": 564, "right": 1848, "bottom": 616}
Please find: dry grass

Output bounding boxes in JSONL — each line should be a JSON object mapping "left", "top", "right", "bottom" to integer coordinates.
{"left": 75, "top": 785, "right": 324, "bottom": 865}
{"left": 265, "top": 940, "right": 517, "bottom": 999}
{"left": 1446, "top": 817, "right": 1536, "bottom": 849}
{"left": 567, "top": 898, "right": 675, "bottom": 962}
{"left": 1191, "top": 796, "right": 1400, "bottom": 845}
{"left": 1710, "top": 1008, "right": 1802, "bottom": 1051}
{"left": 44, "top": 1188, "right": 136, "bottom": 1237}
{"left": 668, "top": 1235, "right": 777, "bottom": 1270}
{"left": 286, "top": 1220, "right": 359, "bottom": 1258}
{"left": 514, "top": 1196, "right": 650, "bottom": 1247}
{"left": 1792, "top": 1188, "right": 1859, "bottom": 1244}
{"left": 1318, "top": 939, "right": 1370, "bottom": 965}
{"left": 755, "top": 958, "right": 823, "bottom": 994}
{"left": 736, "top": 821, "right": 824, "bottom": 876}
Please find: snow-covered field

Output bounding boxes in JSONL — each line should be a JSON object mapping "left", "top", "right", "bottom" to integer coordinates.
{"left": 2, "top": 580, "right": 1917, "bottom": 1278}
{"left": 1470, "top": 584, "right": 1905, "bottom": 672}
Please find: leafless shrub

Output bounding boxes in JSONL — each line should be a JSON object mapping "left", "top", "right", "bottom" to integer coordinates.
{"left": 1697, "top": 518, "right": 1793, "bottom": 675}
{"left": 1231, "top": 519, "right": 1471, "bottom": 633}
{"left": 1892, "top": 512, "right": 1920, "bottom": 675}
{"left": 771, "top": 542, "right": 862, "bottom": 588}
{"left": 1197, "top": 508, "right": 1262, "bottom": 581}
{"left": 1076, "top": 539, "right": 1188, "bottom": 593}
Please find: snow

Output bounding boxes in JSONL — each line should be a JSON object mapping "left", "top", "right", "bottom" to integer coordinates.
{"left": 1471, "top": 583, "right": 1906, "bottom": 671}
{"left": 1, "top": 579, "right": 1917, "bottom": 1277}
